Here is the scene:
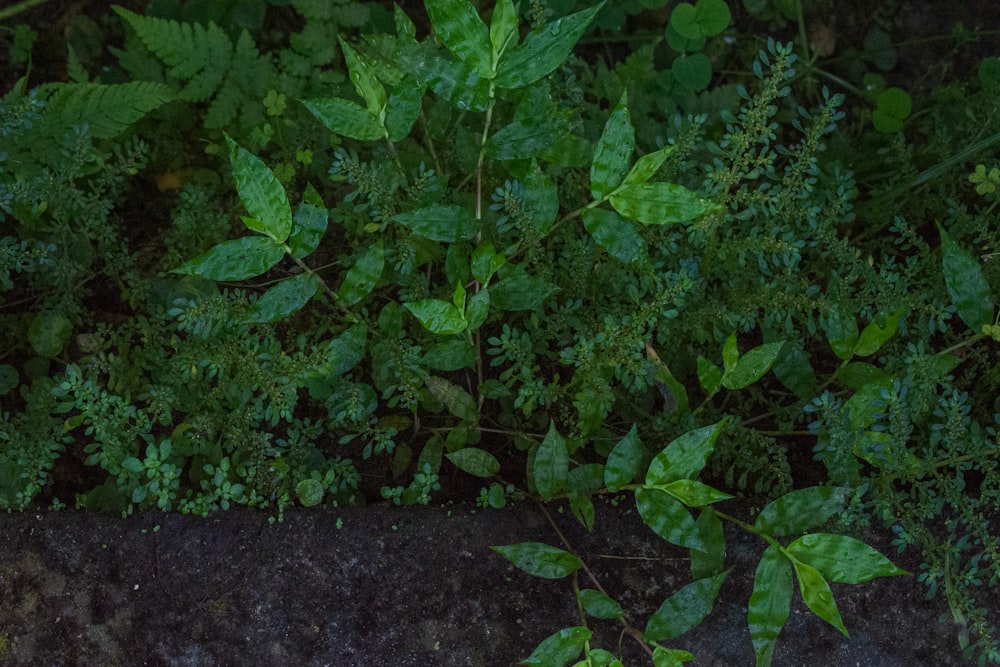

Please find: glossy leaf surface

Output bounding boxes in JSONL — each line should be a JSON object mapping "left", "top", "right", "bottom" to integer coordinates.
{"left": 174, "top": 236, "right": 285, "bottom": 281}
{"left": 225, "top": 134, "right": 291, "bottom": 243}
{"left": 748, "top": 543, "right": 792, "bottom": 667}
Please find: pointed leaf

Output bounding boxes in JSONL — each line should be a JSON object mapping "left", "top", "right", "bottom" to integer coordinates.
{"left": 491, "top": 272, "right": 558, "bottom": 311}
{"left": 591, "top": 91, "right": 634, "bottom": 200}
{"left": 754, "top": 487, "right": 851, "bottom": 537}
{"left": 426, "top": 376, "right": 478, "bottom": 422}
{"left": 385, "top": 76, "right": 424, "bottom": 141}
{"left": 569, "top": 493, "right": 595, "bottom": 531}
{"left": 535, "top": 421, "right": 569, "bottom": 500}
{"left": 792, "top": 559, "right": 848, "bottom": 636}
{"left": 487, "top": 114, "right": 570, "bottom": 160}
{"left": 301, "top": 97, "right": 385, "bottom": 141}
{"left": 852, "top": 310, "right": 904, "bottom": 357}
{"left": 646, "top": 342, "right": 689, "bottom": 412}
{"left": 404, "top": 299, "right": 468, "bottom": 334}
{"left": 424, "top": 0, "right": 493, "bottom": 78}
{"left": 338, "top": 242, "right": 384, "bottom": 306}
{"left": 662, "top": 479, "right": 734, "bottom": 506}
{"left": 578, "top": 589, "right": 623, "bottom": 619}
{"left": 636, "top": 487, "right": 704, "bottom": 550}
{"left": 696, "top": 356, "right": 722, "bottom": 396}
{"left": 691, "top": 509, "right": 726, "bottom": 580}
{"left": 786, "top": 533, "right": 909, "bottom": 583}
{"left": 492, "top": 542, "right": 581, "bottom": 579}
{"left": 243, "top": 272, "right": 319, "bottom": 323}
{"left": 624, "top": 146, "right": 674, "bottom": 186}
{"left": 393, "top": 204, "right": 477, "bottom": 242}
{"left": 823, "top": 306, "right": 859, "bottom": 361}
{"left": 447, "top": 447, "right": 500, "bottom": 477}
{"left": 471, "top": 242, "right": 505, "bottom": 284}
{"left": 422, "top": 339, "right": 476, "bottom": 371}
{"left": 722, "top": 332, "right": 739, "bottom": 374}
{"left": 174, "top": 236, "right": 285, "bottom": 281}
{"left": 646, "top": 421, "right": 725, "bottom": 485}
{"left": 644, "top": 570, "right": 730, "bottom": 641}
{"left": 582, "top": 208, "right": 648, "bottom": 265}
{"left": 604, "top": 424, "right": 642, "bottom": 492}
{"left": 490, "top": 0, "right": 519, "bottom": 59}
{"left": 520, "top": 626, "right": 591, "bottom": 666}
{"left": 287, "top": 187, "right": 328, "bottom": 259}
{"left": 339, "top": 37, "right": 386, "bottom": 116}
{"left": 939, "top": 224, "right": 994, "bottom": 332}
{"left": 609, "top": 183, "right": 716, "bottom": 224}
{"left": 466, "top": 288, "right": 490, "bottom": 331}
{"left": 723, "top": 341, "right": 784, "bottom": 390}
{"left": 415, "top": 50, "right": 490, "bottom": 112}
{"left": 748, "top": 543, "right": 792, "bottom": 667}
{"left": 225, "top": 134, "right": 292, "bottom": 243}
{"left": 320, "top": 323, "right": 367, "bottom": 376}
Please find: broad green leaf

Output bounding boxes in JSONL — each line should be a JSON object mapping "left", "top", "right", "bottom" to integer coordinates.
{"left": 609, "top": 182, "right": 715, "bottom": 224}
{"left": 424, "top": 0, "right": 493, "bottom": 78}
{"left": 422, "top": 339, "right": 476, "bottom": 370}
{"left": 748, "top": 543, "right": 792, "bottom": 667}
{"left": 384, "top": 76, "right": 424, "bottom": 142}
{"left": 644, "top": 570, "right": 730, "bottom": 641}
{"left": 535, "top": 421, "right": 569, "bottom": 500}
{"left": 852, "top": 309, "right": 904, "bottom": 357}
{"left": 836, "top": 362, "right": 889, "bottom": 390}
{"left": 29, "top": 311, "right": 72, "bottom": 357}
{"left": 723, "top": 341, "right": 784, "bottom": 390}
{"left": 520, "top": 626, "right": 591, "bottom": 666}
{"left": 635, "top": 487, "right": 704, "bottom": 550}
{"left": 287, "top": 187, "right": 328, "bottom": 259}
{"left": 296, "top": 479, "right": 324, "bottom": 507}
{"left": 471, "top": 242, "right": 505, "bottom": 284}
{"left": 591, "top": 91, "right": 635, "bottom": 200}
{"left": 822, "top": 306, "right": 859, "bottom": 360}
{"left": 586, "top": 648, "right": 622, "bottom": 667}
{"left": 786, "top": 533, "right": 908, "bottom": 583}
{"left": 604, "top": 424, "right": 642, "bottom": 492}
{"left": 582, "top": 208, "right": 648, "bottom": 265}
{"left": 670, "top": 0, "right": 730, "bottom": 38}
{"left": 426, "top": 376, "right": 478, "bottom": 422}
{"left": 491, "top": 542, "right": 582, "bottom": 579}
{"left": 243, "top": 272, "right": 319, "bottom": 323}
{"left": 465, "top": 288, "right": 490, "bottom": 331}
{"left": 569, "top": 493, "right": 595, "bottom": 531}
{"left": 662, "top": 479, "right": 734, "bottom": 506}
{"left": 691, "top": 509, "right": 726, "bottom": 580}
{"left": 624, "top": 146, "right": 674, "bottom": 186}
{"left": 523, "top": 168, "right": 560, "bottom": 234}
{"left": 646, "top": 342, "right": 689, "bottom": 412}
{"left": 301, "top": 97, "right": 385, "bottom": 141}
{"left": 174, "top": 236, "right": 285, "bottom": 281}
{"left": 646, "top": 421, "right": 724, "bottom": 485}
{"left": 672, "top": 52, "right": 713, "bottom": 91}
{"left": 771, "top": 343, "right": 817, "bottom": 399}
{"left": 939, "top": 224, "right": 994, "bottom": 332}
{"left": 447, "top": 447, "right": 500, "bottom": 477}
{"left": 225, "top": 134, "right": 292, "bottom": 243}
{"left": 696, "top": 356, "right": 722, "bottom": 396}
{"left": 338, "top": 242, "right": 384, "bottom": 306}
{"left": 487, "top": 114, "right": 570, "bottom": 160}
{"left": 843, "top": 378, "right": 893, "bottom": 430}
{"left": 322, "top": 323, "right": 367, "bottom": 376}
{"left": 393, "top": 204, "right": 477, "bottom": 242}
{"left": 494, "top": 3, "right": 604, "bottom": 89}
{"left": 491, "top": 271, "right": 558, "bottom": 311}
{"left": 405, "top": 298, "right": 468, "bottom": 334}
{"left": 490, "top": 0, "right": 519, "bottom": 60}
{"left": 578, "top": 589, "right": 623, "bottom": 620}
{"left": 754, "top": 486, "right": 851, "bottom": 537}
{"left": 652, "top": 647, "right": 696, "bottom": 667}
{"left": 416, "top": 51, "right": 490, "bottom": 112}
{"left": 339, "top": 37, "right": 387, "bottom": 116}
{"left": 568, "top": 464, "right": 605, "bottom": 496}
{"left": 792, "top": 559, "right": 848, "bottom": 636}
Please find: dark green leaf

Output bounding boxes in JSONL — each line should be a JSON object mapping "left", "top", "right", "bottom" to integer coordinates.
{"left": 426, "top": 376, "right": 478, "bottom": 422}
{"left": 243, "top": 272, "right": 319, "bottom": 323}
{"left": 644, "top": 570, "right": 729, "bottom": 641}
{"left": 296, "top": 479, "right": 324, "bottom": 507}
{"left": 569, "top": 493, "right": 595, "bottom": 531}
{"left": 447, "top": 447, "right": 500, "bottom": 477}
{"left": 792, "top": 559, "right": 848, "bottom": 636}
{"left": 568, "top": 463, "right": 605, "bottom": 495}
{"left": 771, "top": 343, "right": 817, "bottom": 399}
{"left": 610, "top": 182, "right": 716, "bottom": 224}
{"left": 646, "top": 421, "right": 724, "bottom": 485}
{"left": 520, "top": 626, "right": 591, "bottom": 666}
{"left": 853, "top": 310, "right": 903, "bottom": 357}
{"left": 492, "top": 542, "right": 582, "bottom": 579}
{"left": 691, "top": 510, "right": 726, "bottom": 579}
{"left": 822, "top": 306, "right": 859, "bottom": 360}
{"left": 579, "top": 589, "right": 623, "bottom": 619}
{"left": 301, "top": 97, "right": 385, "bottom": 141}
{"left": 491, "top": 271, "right": 558, "bottom": 311}
{"left": 754, "top": 486, "right": 851, "bottom": 537}
{"left": 748, "top": 543, "right": 792, "bottom": 667}
{"left": 662, "top": 479, "right": 734, "bottom": 506}
{"left": 624, "top": 146, "right": 674, "bottom": 186}
{"left": 590, "top": 91, "right": 634, "bottom": 200}
{"left": 522, "top": 168, "right": 560, "bottom": 234}
{"left": 635, "top": 487, "right": 704, "bottom": 550}
{"left": 723, "top": 341, "right": 784, "bottom": 390}
{"left": 582, "top": 208, "right": 648, "bottom": 265}
{"left": 225, "top": 134, "right": 292, "bottom": 243}
{"left": 174, "top": 236, "right": 285, "bottom": 281}
{"left": 385, "top": 76, "right": 424, "bottom": 141}
{"left": 338, "top": 242, "right": 384, "bottom": 306}
{"left": 422, "top": 338, "right": 476, "bottom": 370}
{"left": 939, "top": 224, "right": 994, "bottom": 332}
{"left": 696, "top": 356, "right": 722, "bottom": 396}
{"left": 415, "top": 50, "right": 490, "bottom": 112}
{"left": 287, "top": 186, "right": 328, "bottom": 259}
{"left": 534, "top": 421, "right": 569, "bottom": 500}
{"left": 393, "top": 204, "right": 477, "bottom": 242}
{"left": 424, "top": 0, "right": 493, "bottom": 78}
{"left": 786, "top": 533, "right": 908, "bottom": 583}
{"left": 471, "top": 242, "right": 505, "bottom": 284}
{"left": 29, "top": 311, "right": 72, "bottom": 358}
{"left": 405, "top": 298, "right": 468, "bottom": 334}
{"left": 322, "top": 323, "right": 367, "bottom": 376}
{"left": 605, "top": 424, "right": 642, "bottom": 492}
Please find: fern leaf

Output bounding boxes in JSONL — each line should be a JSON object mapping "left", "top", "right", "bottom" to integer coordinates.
{"left": 114, "top": 6, "right": 232, "bottom": 102}
{"left": 43, "top": 81, "right": 173, "bottom": 139}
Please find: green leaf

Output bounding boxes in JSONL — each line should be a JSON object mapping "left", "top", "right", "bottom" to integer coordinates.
{"left": 786, "top": 533, "right": 908, "bottom": 584}
{"left": 852, "top": 309, "right": 904, "bottom": 357}
{"left": 635, "top": 487, "right": 704, "bottom": 550}
{"left": 385, "top": 76, "right": 424, "bottom": 142}
{"left": 836, "top": 362, "right": 889, "bottom": 390}
{"left": 243, "top": 272, "right": 319, "bottom": 323}
{"left": 604, "top": 424, "right": 642, "bottom": 492}
{"left": 471, "top": 242, "right": 505, "bottom": 284}
{"left": 652, "top": 647, "right": 696, "bottom": 667}
{"left": 321, "top": 323, "right": 368, "bottom": 376}
{"left": 174, "top": 236, "right": 285, "bottom": 281}
{"left": 523, "top": 168, "right": 560, "bottom": 234}
{"left": 722, "top": 332, "right": 739, "bottom": 375}
{"left": 723, "top": 341, "right": 784, "bottom": 390}
{"left": 295, "top": 479, "right": 324, "bottom": 507}
{"left": 822, "top": 306, "right": 859, "bottom": 360}
{"left": 646, "top": 342, "right": 689, "bottom": 413}
{"left": 487, "top": 114, "right": 569, "bottom": 160}
{"left": 624, "top": 146, "right": 674, "bottom": 186}
{"left": 569, "top": 493, "right": 595, "bottom": 531}
{"left": 225, "top": 134, "right": 292, "bottom": 243}
{"left": 339, "top": 37, "right": 386, "bottom": 116}
{"left": 490, "top": 0, "right": 519, "bottom": 60}
{"left": 393, "top": 204, "right": 477, "bottom": 242}
{"left": 771, "top": 343, "right": 817, "bottom": 399}
{"left": 422, "top": 339, "right": 476, "bottom": 371}
{"left": 405, "top": 299, "right": 468, "bottom": 334}
{"left": 495, "top": 3, "right": 604, "bottom": 89}
{"left": 301, "top": 97, "right": 385, "bottom": 141}
{"left": 416, "top": 51, "right": 490, "bottom": 112}
{"left": 520, "top": 626, "right": 591, "bottom": 666}
{"left": 939, "top": 224, "right": 994, "bottom": 332}
{"left": 29, "top": 311, "right": 73, "bottom": 357}
{"left": 609, "top": 182, "right": 715, "bottom": 224}
{"left": 873, "top": 87, "right": 911, "bottom": 133}
{"left": 748, "top": 543, "right": 793, "bottom": 667}
{"left": 672, "top": 52, "right": 713, "bottom": 91}
{"left": 582, "top": 207, "right": 648, "bottom": 265}
{"left": 424, "top": 0, "right": 493, "bottom": 78}
{"left": 792, "top": 559, "right": 848, "bottom": 636}
{"left": 696, "top": 356, "right": 722, "bottom": 396}
{"left": 447, "top": 447, "right": 500, "bottom": 477}
{"left": 491, "top": 270, "right": 558, "bottom": 311}
{"left": 691, "top": 509, "right": 726, "bottom": 580}
{"left": 579, "top": 589, "right": 624, "bottom": 620}
{"left": 338, "top": 242, "right": 384, "bottom": 306}
{"left": 287, "top": 187, "right": 328, "bottom": 259}
{"left": 646, "top": 421, "right": 725, "bottom": 485}
{"left": 644, "top": 570, "right": 730, "bottom": 641}
{"left": 535, "top": 421, "right": 569, "bottom": 500}
{"left": 754, "top": 487, "right": 851, "bottom": 537}
{"left": 426, "top": 376, "right": 478, "bottom": 422}
{"left": 465, "top": 288, "right": 490, "bottom": 331}
{"left": 591, "top": 91, "right": 635, "bottom": 200}
{"left": 662, "top": 479, "right": 734, "bottom": 506}
{"left": 491, "top": 542, "right": 582, "bottom": 579}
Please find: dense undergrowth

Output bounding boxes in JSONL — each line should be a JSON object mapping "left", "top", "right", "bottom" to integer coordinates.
{"left": 1, "top": 0, "right": 999, "bottom": 664}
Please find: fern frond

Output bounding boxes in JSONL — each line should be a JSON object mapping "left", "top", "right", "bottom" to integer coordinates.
{"left": 42, "top": 81, "right": 173, "bottom": 139}
{"left": 114, "top": 6, "right": 232, "bottom": 102}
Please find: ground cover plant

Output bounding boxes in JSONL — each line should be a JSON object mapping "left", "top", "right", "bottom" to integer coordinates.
{"left": 1, "top": 0, "right": 999, "bottom": 664}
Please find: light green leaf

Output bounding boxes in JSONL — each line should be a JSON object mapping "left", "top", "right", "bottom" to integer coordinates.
{"left": 495, "top": 3, "right": 604, "bottom": 89}
{"left": 426, "top": 376, "right": 478, "bottom": 422}
{"left": 29, "top": 311, "right": 73, "bottom": 357}
{"left": 393, "top": 204, "right": 477, "bottom": 242}
{"left": 722, "top": 332, "right": 739, "bottom": 375}
{"left": 591, "top": 91, "right": 634, "bottom": 200}
{"left": 652, "top": 647, "right": 696, "bottom": 667}
{"left": 853, "top": 310, "right": 904, "bottom": 357}
{"left": 174, "top": 236, "right": 285, "bottom": 281}
{"left": 287, "top": 187, "right": 328, "bottom": 259}
{"left": 523, "top": 168, "right": 560, "bottom": 234}
{"left": 723, "top": 341, "right": 784, "bottom": 390}
{"left": 578, "top": 589, "right": 624, "bottom": 620}
{"left": 748, "top": 543, "right": 792, "bottom": 667}
{"left": 339, "top": 37, "right": 386, "bottom": 116}
{"left": 696, "top": 356, "right": 722, "bottom": 396}
{"left": 662, "top": 479, "right": 734, "bottom": 506}
{"left": 754, "top": 486, "right": 851, "bottom": 537}
{"left": 424, "top": 0, "right": 493, "bottom": 78}
{"left": 243, "top": 272, "right": 319, "bottom": 323}
{"left": 635, "top": 487, "right": 704, "bottom": 550}
{"left": 490, "top": 0, "right": 519, "bottom": 61}
{"left": 624, "top": 146, "right": 674, "bottom": 186}
{"left": 644, "top": 570, "right": 730, "bottom": 641}
{"left": 823, "top": 306, "right": 859, "bottom": 361}
{"left": 646, "top": 421, "right": 725, "bottom": 486}
{"left": 447, "top": 447, "right": 500, "bottom": 477}
{"left": 225, "top": 134, "right": 292, "bottom": 243}
{"left": 296, "top": 479, "right": 324, "bottom": 507}
{"left": 582, "top": 207, "right": 648, "bottom": 265}
{"left": 786, "top": 533, "right": 908, "bottom": 583}
{"left": 301, "top": 97, "right": 385, "bottom": 141}
{"left": 609, "top": 182, "right": 716, "bottom": 224}
{"left": 604, "top": 424, "right": 642, "bottom": 492}
{"left": 792, "top": 559, "right": 848, "bottom": 636}
{"left": 405, "top": 299, "right": 468, "bottom": 334}
{"left": 491, "top": 542, "right": 582, "bottom": 579}
{"left": 521, "top": 626, "right": 591, "bottom": 666}
{"left": 535, "top": 421, "right": 569, "bottom": 500}
{"left": 338, "top": 242, "right": 384, "bottom": 306}
{"left": 939, "top": 224, "right": 994, "bottom": 332}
